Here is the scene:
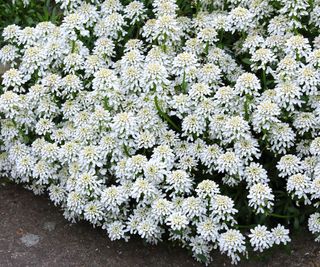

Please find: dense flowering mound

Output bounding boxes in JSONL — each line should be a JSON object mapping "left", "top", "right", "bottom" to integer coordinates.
{"left": 1, "top": 0, "right": 320, "bottom": 264}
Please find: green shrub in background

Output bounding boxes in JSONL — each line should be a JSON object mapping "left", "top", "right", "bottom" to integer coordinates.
{"left": 0, "top": 0, "right": 61, "bottom": 43}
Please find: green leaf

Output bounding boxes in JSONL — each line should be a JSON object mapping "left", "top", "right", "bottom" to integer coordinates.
{"left": 172, "top": 229, "right": 182, "bottom": 235}
{"left": 26, "top": 17, "right": 34, "bottom": 25}
{"left": 241, "top": 58, "right": 252, "bottom": 65}
{"left": 196, "top": 254, "right": 208, "bottom": 263}
{"left": 154, "top": 95, "right": 181, "bottom": 132}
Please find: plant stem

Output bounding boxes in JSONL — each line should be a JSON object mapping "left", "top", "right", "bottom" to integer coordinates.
{"left": 204, "top": 41, "right": 209, "bottom": 55}
{"left": 244, "top": 94, "right": 250, "bottom": 121}
{"left": 218, "top": 30, "right": 224, "bottom": 48}
{"left": 71, "top": 40, "right": 76, "bottom": 53}
{"left": 267, "top": 212, "right": 295, "bottom": 219}
{"left": 262, "top": 68, "right": 267, "bottom": 90}
{"left": 235, "top": 224, "right": 257, "bottom": 229}
{"left": 181, "top": 71, "right": 187, "bottom": 93}
{"left": 154, "top": 95, "right": 180, "bottom": 132}
{"left": 123, "top": 144, "right": 130, "bottom": 156}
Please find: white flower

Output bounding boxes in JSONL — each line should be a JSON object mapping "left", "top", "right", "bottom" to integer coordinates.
{"left": 151, "top": 198, "right": 173, "bottom": 220}
{"left": 293, "top": 112, "right": 318, "bottom": 135}
{"left": 76, "top": 170, "right": 102, "bottom": 196}
{"left": 182, "top": 197, "right": 206, "bottom": 218}
{"left": 218, "top": 229, "right": 246, "bottom": 264}
{"left": 2, "top": 24, "right": 20, "bottom": 41}
{"left": 308, "top": 213, "right": 320, "bottom": 242}
{"left": 210, "top": 195, "right": 237, "bottom": 223}
{"left": 271, "top": 224, "right": 291, "bottom": 245}
{"left": 189, "top": 236, "right": 211, "bottom": 259}
{"left": 93, "top": 37, "right": 115, "bottom": 58}
{"left": 196, "top": 180, "right": 220, "bottom": 198}
{"left": 189, "top": 82, "right": 211, "bottom": 100}
{"left": 244, "top": 163, "right": 269, "bottom": 187}
{"left": 0, "top": 44, "right": 18, "bottom": 64}
{"left": 48, "top": 184, "right": 66, "bottom": 205}
{"left": 228, "top": 7, "right": 254, "bottom": 33}
{"left": 269, "top": 122, "right": 295, "bottom": 154}
{"left": 197, "top": 27, "right": 218, "bottom": 46}
{"left": 285, "top": 35, "right": 311, "bottom": 59}
{"left": 243, "top": 34, "right": 265, "bottom": 53}
{"left": 182, "top": 114, "right": 206, "bottom": 137}
{"left": 124, "top": 1, "right": 147, "bottom": 24}
{"left": 297, "top": 65, "right": 320, "bottom": 95}
{"left": 131, "top": 177, "right": 158, "bottom": 200}
{"left": 196, "top": 217, "right": 219, "bottom": 242}
{"left": 310, "top": 137, "right": 320, "bottom": 156}
{"left": 92, "top": 68, "right": 119, "bottom": 91}
{"left": 197, "top": 63, "right": 221, "bottom": 85}
{"left": 142, "top": 62, "right": 169, "bottom": 91}
{"left": 249, "top": 225, "right": 274, "bottom": 252}
{"left": 137, "top": 217, "right": 161, "bottom": 242}
{"left": 216, "top": 151, "right": 243, "bottom": 176}
{"left": 100, "top": 186, "right": 127, "bottom": 213}
{"left": 166, "top": 211, "right": 189, "bottom": 231}
{"left": 199, "top": 144, "right": 223, "bottom": 169}
{"left": 143, "top": 159, "right": 167, "bottom": 184}
{"left": 153, "top": 15, "right": 182, "bottom": 46}
{"left": 35, "top": 118, "right": 55, "bottom": 135}
{"left": 166, "top": 170, "right": 193, "bottom": 195}
{"left": 152, "top": 145, "right": 175, "bottom": 168}
{"left": 2, "top": 68, "right": 26, "bottom": 92}
{"left": 235, "top": 73, "right": 261, "bottom": 96}
{"left": 287, "top": 173, "right": 311, "bottom": 203}
{"left": 252, "top": 100, "right": 281, "bottom": 131}
{"left": 251, "top": 48, "right": 276, "bottom": 70}
{"left": 84, "top": 201, "right": 104, "bottom": 225}
{"left": 310, "top": 177, "right": 320, "bottom": 201}
{"left": 172, "top": 52, "right": 198, "bottom": 78}
{"left": 153, "top": 0, "right": 178, "bottom": 16}
{"left": 277, "top": 154, "right": 305, "bottom": 177}
{"left": 248, "top": 183, "right": 274, "bottom": 213}
{"left": 223, "top": 116, "right": 250, "bottom": 141}
{"left": 112, "top": 112, "right": 138, "bottom": 138}
{"left": 79, "top": 145, "right": 103, "bottom": 169}
{"left": 275, "top": 81, "right": 302, "bottom": 111}
{"left": 66, "top": 191, "right": 86, "bottom": 214}
{"left": 105, "top": 221, "right": 128, "bottom": 241}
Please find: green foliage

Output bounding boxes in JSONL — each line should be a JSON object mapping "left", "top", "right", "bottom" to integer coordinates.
{"left": 0, "top": 0, "right": 62, "bottom": 44}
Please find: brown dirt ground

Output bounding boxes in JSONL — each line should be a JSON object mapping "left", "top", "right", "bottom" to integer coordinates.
{"left": 0, "top": 181, "right": 319, "bottom": 267}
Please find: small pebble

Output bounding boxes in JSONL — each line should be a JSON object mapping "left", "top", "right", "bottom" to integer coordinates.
{"left": 20, "top": 233, "right": 40, "bottom": 247}
{"left": 43, "top": 222, "right": 56, "bottom": 232}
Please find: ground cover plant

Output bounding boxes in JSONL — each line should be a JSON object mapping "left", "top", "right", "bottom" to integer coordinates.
{"left": 0, "top": 0, "right": 320, "bottom": 264}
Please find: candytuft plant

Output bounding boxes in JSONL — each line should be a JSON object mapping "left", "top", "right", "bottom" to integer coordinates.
{"left": 0, "top": 0, "right": 320, "bottom": 264}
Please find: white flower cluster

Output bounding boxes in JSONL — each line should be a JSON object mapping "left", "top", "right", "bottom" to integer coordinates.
{"left": 249, "top": 224, "right": 290, "bottom": 252}
{"left": 1, "top": 0, "right": 319, "bottom": 264}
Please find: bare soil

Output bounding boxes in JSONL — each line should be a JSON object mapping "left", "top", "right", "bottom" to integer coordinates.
{"left": 0, "top": 181, "right": 319, "bottom": 267}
